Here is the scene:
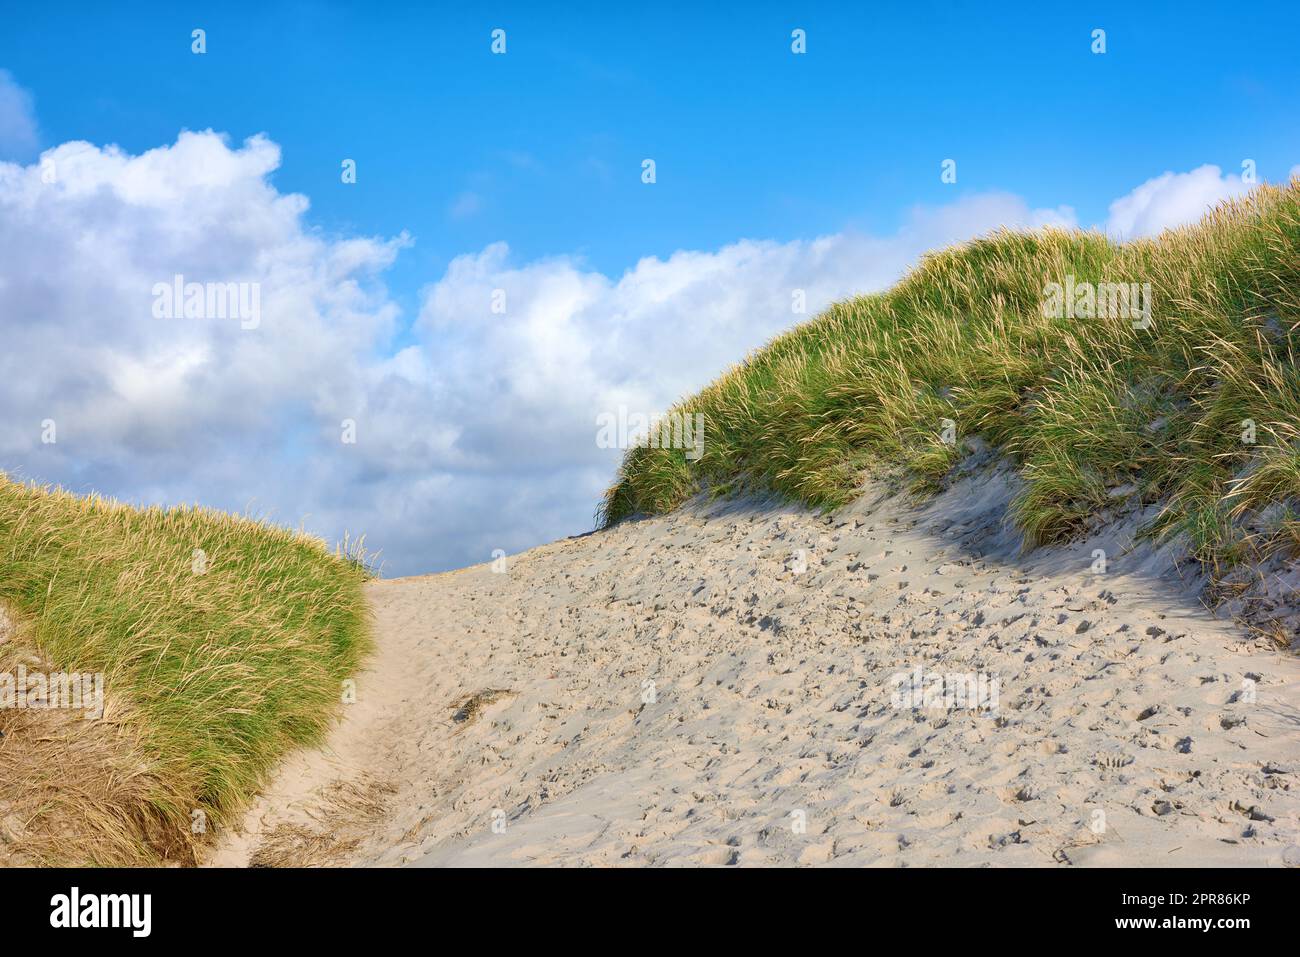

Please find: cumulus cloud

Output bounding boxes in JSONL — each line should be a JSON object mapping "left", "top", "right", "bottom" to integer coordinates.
{"left": 0, "top": 132, "right": 1251, "bottom": 575}
{"left": 0, "top": 133, "right": 405, "bottom": 463}
{"left": 1103, "top": 164, "right": 1253, "bottom": 239}
{"left": 339, "top": 192, "right": 1077, "bottom": 572}
{"left": 0, "top": 131, "right": 406, "bottom": 549}
{"left": 0, "top": 70, "right": 39, "bottom": 159}
{"left": 409, "top": 192, "right": 1076, "bottom": 475}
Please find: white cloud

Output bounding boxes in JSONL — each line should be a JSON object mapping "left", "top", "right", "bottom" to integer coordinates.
{"left": 342, "top": 192, "right": 1076, "bottom": 571}
{"left": 409, "top": 192, "right": 1076, "bottom": 479}
{"left": 1103, "top": 164, "right": 1252, "bottom": 239}
{"left": 0, "top": 134, "right": 1255, "bottom": 575}
{"left": 0, "top": 133, "right": 405, "bottom": 456}
{"left": 0, "top": 131, "right": 407, "bottom": 545}
{"left": 0, "top": 70, "right": 39, "bottom": 159}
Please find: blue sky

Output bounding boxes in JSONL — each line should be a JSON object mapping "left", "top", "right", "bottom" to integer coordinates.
{"left": 8, "top": 2, "right": 1299, "bottom": 284}
{"left": 0, "top": 2, "right": 1297, "bottom": 574}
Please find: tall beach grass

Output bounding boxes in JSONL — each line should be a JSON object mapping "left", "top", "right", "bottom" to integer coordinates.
{"left": 0, "top": 476, "right": 371, "bottom": 864}
{"left": 600, "top": 180, "right": 1300, "bottom": 579}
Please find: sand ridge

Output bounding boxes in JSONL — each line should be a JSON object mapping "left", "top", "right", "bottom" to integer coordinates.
{"left": 209, "top": 470, "right": 1300, "bottom": 867}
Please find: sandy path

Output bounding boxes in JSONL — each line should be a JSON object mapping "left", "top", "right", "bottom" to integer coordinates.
{"left": 209, "top": 470, "right": 1300, "bottom": 867}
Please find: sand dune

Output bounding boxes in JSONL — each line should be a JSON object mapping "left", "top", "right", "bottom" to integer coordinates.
{"left": 210, "top": 468, "right": 1300, "bottom": 867}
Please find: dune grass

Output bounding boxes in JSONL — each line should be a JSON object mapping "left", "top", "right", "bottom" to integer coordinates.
{"left": 0, "top": 475, "right": 371, "bottom": 864}
{"left": 599, "top": 180, "right": 1300, "bottom": 579}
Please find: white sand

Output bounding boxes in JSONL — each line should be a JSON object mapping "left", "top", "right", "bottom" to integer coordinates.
{"left": 210, "top": 468, "right": 1300, "bottom": 867}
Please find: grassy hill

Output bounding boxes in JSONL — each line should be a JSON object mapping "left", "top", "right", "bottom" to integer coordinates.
{"left": 0, "top": 476, "right": 370, "bottom": 865}
{"left": 600, "top": 180, "right": 1300, "bottom": 583}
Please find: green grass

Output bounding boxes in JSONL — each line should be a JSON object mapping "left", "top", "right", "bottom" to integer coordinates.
{"left": 599, "top": 179, "right": 1300, "bottom": 576}
{"left": 0, "top": 476, "right": 371, "bottom": 864}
